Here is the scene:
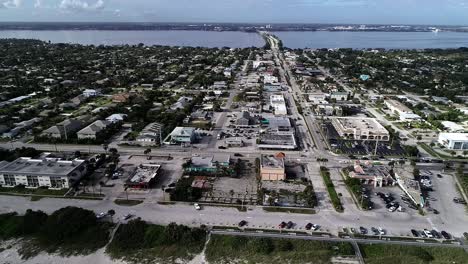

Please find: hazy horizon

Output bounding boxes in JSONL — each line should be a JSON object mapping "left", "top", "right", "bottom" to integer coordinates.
{"left": 1, "top": 1, "right": 468, "bottom": 26}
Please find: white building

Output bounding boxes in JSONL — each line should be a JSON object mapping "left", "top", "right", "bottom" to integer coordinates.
{"left": 0, "top": 157, "right": 87, "bottom": 189}
{"left": 270, "top": 94, "right": 287, "bottom": 116}
{"left": 385, "top": 99, "right": 412, "bottom": 116}
{"left": 441, "top": 121, "right": 466, "bottom": 133}
{"left": 438, "top": 133, "right": 468, "bottom": 150}
{"left": 106, "top": 114, "right": 127, "bottom": 123}
{"left": 331, "top": 117, "right": 390, "bottom": 141}
{"left": 399, "top": 112, "right": 422, "bottom": 121}
{"left": 83, "top": 89, "right": 101, "bottom": 98}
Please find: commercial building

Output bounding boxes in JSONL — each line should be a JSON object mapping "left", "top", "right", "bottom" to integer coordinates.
{"left": 330, "top": 92, "right": 349, "bottom": 101}
{"left": 270, "top": 94, "right": 287, "bottom": 116}
{"left": 438, "top": 133, "right": 468, "bottom": 150}
{"left": 125, "top": 164, "right": 161, "bottom": 189}
{"left": 348, "top": 161, "right": 393, "bottom": 187}
{"left": 385, "top": 99, "right": 412, "bottom": 116}
{"left": 258, "top": 117, "right": 297, "bottom": 150}
{"left": 331, "top": 117, "right": 389, "bottom": 141}
{"left": 441, "top": 121, "right": 466, "bottom": 133}
{"left": 260, "top": 154, "right": 286, "bottom": 181}
{"left": 166, "top": 127, "right": 196, "bottom": 145}
{"left": 136, "top": 122, "right": 163, "bottom": 146}
{"left": 0, "top": 157, "right": 87, "bottom": 189}
{"left": 187, "top": 154, "right": 231, "bottom": 173}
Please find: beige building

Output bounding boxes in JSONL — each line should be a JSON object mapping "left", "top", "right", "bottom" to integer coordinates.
{"left": 384, "top": 99, "right": 412, "bottom": 116}
{"left": 260, "top": 153, "right": 286, "bottom": 181}
{"left": 331, "top": 117, "right": 389, "bottom": 141}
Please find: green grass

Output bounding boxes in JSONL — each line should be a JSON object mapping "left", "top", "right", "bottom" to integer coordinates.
{"left": 0, "top": 186, "right": 68, "bottom": 196}
{"left": 205, "top": 234, "right": 355, "bottom": 264}
{"left": 114, "top": 199, "right": 143, "bottom": 206}
{"left": 320, "top": 167, "right": 343, "bottom": 212}
{"left": 360, "top": 244, "right": 468, "bottom": 264}
{"left": 263, "top": 207, "right": 316, "bottom": 214}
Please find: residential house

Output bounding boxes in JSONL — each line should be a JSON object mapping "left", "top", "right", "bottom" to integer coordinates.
{"left": 77, "top": 120, "right": 111, "bottom": 140}
{"left": 41, "top": 119, "right": 83, "bottom": 140}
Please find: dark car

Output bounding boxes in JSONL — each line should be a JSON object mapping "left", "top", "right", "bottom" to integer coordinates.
{"left": 411, "top": 229, "right": 419, "bottom": 237}
{"left": 234, "top": 153, "right": 243, "bottom": 157}
{"left": 279, "top": 221, "right": 287, "bottom": 228}
{"left": 371, "top": 227, "right": 378, "bottom": 235}
{"left": 441, "top": 231, "right": 451, "bottom": 240}
{"left": 431, "top": 230, "right": 441, "bottom": 239}
{"left": 433, "top": 209, "right": 440, "bottom": 214}
{"left": 453, "top": 198, "right": 467, "bottom": 204}
{"left": 286, "top": 221, "right": 294, "bottom": 229}
{"left": 305, "top": 223, "right": 313, "bottom": 230}
{"left": 359, "top": 226, "right": 367, "bottom": 234}
{"left": 464, "top": 232, "right": 468, "bottom": 240}
{"left": 218, "top": 146, "right": 227, "bottom": 149}
{"left": 436, "top": 174, "right": 443, "bottom": 178}
{"left": 238, "top": 220, "right": 247, "bottom": 227}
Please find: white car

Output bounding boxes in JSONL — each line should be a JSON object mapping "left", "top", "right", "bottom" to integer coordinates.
{"left": 194, "top": 203, "right": 201, "bottom": 210}
{"left": 378, "top": 227, "right": 386, "bottom": 235}
{"left": 423, "top": 229, "right": 433, "bottom": 238}
{"left": 96, "top": 212, "right": 107, "bottom": 219}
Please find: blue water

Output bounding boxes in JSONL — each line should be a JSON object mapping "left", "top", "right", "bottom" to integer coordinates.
{"left": 0, "top": 30, "right": 265, "bottom": 48}
{"left": 272, "top": 31, "right": 468, "bottom": 49}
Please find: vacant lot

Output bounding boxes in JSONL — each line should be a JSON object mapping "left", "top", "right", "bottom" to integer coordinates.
{"left": 205, "top": 234, "right": 354, "bottom": 264}
{"left": 360, "top": 244, "right": 468, "bottom": 264}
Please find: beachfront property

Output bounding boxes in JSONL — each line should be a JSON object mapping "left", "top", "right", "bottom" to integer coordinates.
{"left": 0, "top": 157, "right": 87, "bottom": 189}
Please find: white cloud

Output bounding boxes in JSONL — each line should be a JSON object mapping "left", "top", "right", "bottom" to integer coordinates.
{"left": 2, "top": 0, "right": 23, "bottom": 8}
{"left": 59, "top": 0, "right": 105, "bottom": 12}
{"left": 34, "top": 0, "right": 42, "bottom": 8}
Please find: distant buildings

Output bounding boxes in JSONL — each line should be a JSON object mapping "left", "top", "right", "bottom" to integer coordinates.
{"left": 0, "top": 157, "right": 87, "bottom": 189}
{"left": 260, "top": 153, "right": 286, "bottom": 181}
{"left": 331, "top": 117, "right": 390, "bottom": 141}
{"left": 438, "top": 133, "right": 468, "bottom": 150}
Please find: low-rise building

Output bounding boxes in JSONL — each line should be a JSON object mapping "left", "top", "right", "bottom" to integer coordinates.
{"left": 331, "top": 117, "right": 389, "bottom": 141}
{"left": 0, "top": 157, "right": 87, "bottom": 189}
{"left": 136, "top": 122, "right": 163, "bottom": 145}
{"left": 260, "top": 153, "right": 286, "bottom": 181}
{"left": 106, "top": 113, "right": 127, "bottom": 123}
{"left": 438, "top": 133, "right": 468, "bottom": 150}
{"left": 441, "top": 121, "right": 466, "bottom": 133}
{"left": 83, "top": 89, "right": 101, "bottom": 97}
{"left": 77, "top": 120, "right": 111, "bottom": 140}
{"left": 385, "top": 99, "right": 412, "bottom": 116}
{"left": 125, "top": 164, "right": 161, "bottom": 189}
{"left": 270, "top": 94, "right": 287, "bottom": 115}
{"left": 330, "top": 92, "right": 349, "bottom": 101}
{"left": 348, "top": 161, "right": 393, "bottom": 187}
{"left": 187, "top": 154, "right": 231, "bottom": 173}
{"left": 167, "top": 127, "right": 196, "bottom": 144}
{"left": 41, "top": 119, "right": 83, "bottom": 140}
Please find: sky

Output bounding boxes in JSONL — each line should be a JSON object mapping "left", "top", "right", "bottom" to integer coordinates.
{"left": 1, "top": 0, "right": 468, "bottom": 25}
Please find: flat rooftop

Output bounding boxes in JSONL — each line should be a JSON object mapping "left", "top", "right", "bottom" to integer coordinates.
{"left": 439, "top": 133, "right": 468, "bottom": 141}
{"left": 128, "top": 164, "right": 161, "bottom": 184}
{"left": 333, "top": 117, "right": 387, "bottom": 132}
{"left": 261, "top": 155, "right": 284, "bottom": 169}
{"left": 0, "top": 157, "right": 85, "bottom": 177}
{"left": 386, "top": 99, "right": 412, "bottom": 112}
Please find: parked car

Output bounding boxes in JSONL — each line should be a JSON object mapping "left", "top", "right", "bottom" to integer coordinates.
{"left": 431, "top": 230, "right": 441, "bottom": 239}
{"left": 441, "top": 231, "right": 451, "bottom": 240}
{"left": 238, "top": 220, "right": 247, "bottom": 227}
{"left": 423, "top": 229, "right": 433, "bottom": 238}
{"left": 411, "top": 229, "right": 419, "bottom": 237}
{"left": 96, "top": 212, "right": 107, "bottom": 219}
{"left": 286, "top": 221, "right": 294, "bottom": 229}
{"left": 194, "top": 203, "right": 201, "bottom": 210}
{"left": 279, "top": 221, "right": 287, "bottom": 229}
{"left": 371, "top": 227, "right": 378, "bottom": 235}
{"left": 359, "top": 226, "right": 367, "bottom": 235}
{"left": 305, "top": 223, "right": 313, "bottom": 230}
{"left": 378, "top": 227, "right": 386, "bottom": 235}
{"left": 311, "top": 224, "right": 320, "bottom": 231}
{"left": 453, "top": 198, "right": 467, "bottom": 204}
